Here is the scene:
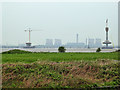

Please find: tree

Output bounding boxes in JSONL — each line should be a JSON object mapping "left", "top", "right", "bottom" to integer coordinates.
{"left": 96, "top": 47, "right": 101, "bottom": 52}
{"left": 58, "top": 46, "right": 66, "bottom": 52}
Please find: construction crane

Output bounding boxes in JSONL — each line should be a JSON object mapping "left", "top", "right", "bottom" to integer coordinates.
{"left": 24, "top": 28, "right": 42, "bottom": 48}
{"left": 25, "top": 28, "right": 32, "bottom": 43}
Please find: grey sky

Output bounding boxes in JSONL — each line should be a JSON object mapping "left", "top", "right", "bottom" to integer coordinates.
{"left": 2, "top": 2, "right": 118, "bottom": 46}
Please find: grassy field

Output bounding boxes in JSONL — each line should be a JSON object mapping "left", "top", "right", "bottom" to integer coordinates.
{"left": 2, "top": 51, "right": 118, "bottom": 63}
{"left": 2, "top": 49, "right": 120, "bottom": 88}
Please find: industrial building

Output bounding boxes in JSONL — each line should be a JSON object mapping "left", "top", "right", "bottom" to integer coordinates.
{"left": 88, "top": 38, "right": 94, "bottom": 48}
{"left": 45, "top": 39, "right": 53, "bottom": 47}
{"left": 95, "top": 38, "right": 102, "bottom": 48}
{"left": 65, "top": 43, "right": 85, "bottom": 48}
{"left": 87, "top": 38, "right": 102, "bottom": 48}
{"left": 54, "top": 39, "right": 62, "bottom": 47}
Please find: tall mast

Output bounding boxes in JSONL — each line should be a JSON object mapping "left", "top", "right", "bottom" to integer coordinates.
{"left": 103, "top": 19, "right": 111, "bottom": 48}
{"left": 25, "top": 28, "right": 32, "bottom": 43}
{"left": 106, "top": 19, "right": 108, "bottom": 27}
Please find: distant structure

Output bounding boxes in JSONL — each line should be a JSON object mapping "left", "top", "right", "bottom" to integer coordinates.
{"left": 65, "top": 34, "right": 85, "bottom": 48}
{"left": 86, "top": 38, "right": 87, "bottom": 47}
{"left": 66, "top": 42, "right": 85, "bottom": 48}
{"left": 88, "top": 38, "right": 94, "bottom": 48}
{"left": 45, "top": 39, "right": 53, "bottom": 47}
{"left": 103, "top": 19, "right": 112, "bottom": 49}
{"left": 18, "top": 44, "right": 25, "bottom": 48}
{"left": 87, "top": 38, "right": 102, "bottom": 48}
{"left": 76, "top": 34, "right": 78, "bottom": 43}
{"left": 24, "top": 28, "right": 35, "bottom": 48}
{"left": 54, "top": 39, "right": 62, "bottom": 47}
{"left": 95, "top": 38, "right": 102, "bottom": 48}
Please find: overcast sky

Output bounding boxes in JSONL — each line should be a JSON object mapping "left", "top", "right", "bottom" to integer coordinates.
{"left": 2, "top": 2, "right": 118, "bottom": 46}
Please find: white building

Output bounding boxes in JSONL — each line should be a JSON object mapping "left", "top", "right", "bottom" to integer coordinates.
{"left": 95, "top": 38, "right": 102, "bottom": 48}
{"left": 54, "top": 39, "right": 62, "bottom": 47}
{"left": 66, "top": 42, "right": 85, "bottom": 48}
{"left": 45, "top": 39, "right": 53, "bottom": 46}
{"left": 88, "top": 38, "right": 94, "bottom": 48}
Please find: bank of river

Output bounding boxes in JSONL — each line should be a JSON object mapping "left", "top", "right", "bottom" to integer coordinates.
{"left": 1, "top": 48, "right": 118, "bottom": 53}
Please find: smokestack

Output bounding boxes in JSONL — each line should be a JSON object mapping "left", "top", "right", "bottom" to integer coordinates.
{"left": 86, "top": 38, "right": 87, "bottom": 46}
{"left": 76, "top": 34, "right": 78, "bottom": 43}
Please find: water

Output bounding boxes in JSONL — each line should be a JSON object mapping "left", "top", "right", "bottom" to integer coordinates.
{"left": 0, "top": 48, "right": 118, "bottom": 53}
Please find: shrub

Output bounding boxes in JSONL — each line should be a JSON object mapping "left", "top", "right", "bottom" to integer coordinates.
{"left": 96, "top": 48, "right": 101, "bottom": 52}
{"left": 58, "top": 46, "right": 66, "bottom": 53}
{"left": 115, "top": 49, "right": 120, "bottom": 52}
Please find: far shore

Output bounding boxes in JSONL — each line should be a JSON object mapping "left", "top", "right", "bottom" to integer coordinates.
{"left": 1, "top": 48, "right": 118, "bottom": 53}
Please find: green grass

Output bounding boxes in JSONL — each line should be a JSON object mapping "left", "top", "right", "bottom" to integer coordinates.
{"left": 2, "top": 52, "right": 118, "bottom": 63}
